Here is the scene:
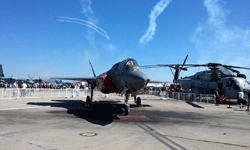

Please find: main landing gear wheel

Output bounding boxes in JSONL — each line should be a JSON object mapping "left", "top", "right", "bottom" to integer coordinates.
{"left": 85, "top": 96, "right": 91, "bottom": 106}
{"left": 136, "top": 97, "right": 141, "bottom": 106}
{"left": 124, "top": 104, "right": 129, "bottom": 116}
{"left": 134, "top": 96, "right": 137, "bottom": 103}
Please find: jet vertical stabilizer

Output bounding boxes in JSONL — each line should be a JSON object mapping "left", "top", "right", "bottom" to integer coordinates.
{"left": 89, "top": 60, "right": 96, "bottom": 77}
{"left": 0, "top": 64, "right": 4, "bottom": 77}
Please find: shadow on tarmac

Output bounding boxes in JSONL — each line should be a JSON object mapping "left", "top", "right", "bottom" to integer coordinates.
{"left": 186, "top": 101, "right": 204, "bottom": 109}
{"left": 27, "top": 100, "right": 151, "bottom": 126}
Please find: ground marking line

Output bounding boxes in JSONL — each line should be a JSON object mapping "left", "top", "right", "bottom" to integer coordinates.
{"left": 0, "top": 106, "right": 50, "bottom": 110}
{"left": 137, "top": 123, "right": 187, "bottom": 150}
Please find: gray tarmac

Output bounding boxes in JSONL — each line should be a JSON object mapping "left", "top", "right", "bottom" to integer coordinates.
{"left": 0, "top": 92, "right": 250, "bottom": 150}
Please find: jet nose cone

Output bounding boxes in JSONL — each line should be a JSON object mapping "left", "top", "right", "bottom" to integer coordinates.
{"left": 137, "top": 72, "right": 148, "bottom": 81}
{"left": 130, "top": 70, "right": 148, "bottom": 81}
{"left": 128, "top": 70, "right": 148, "bottom": 90}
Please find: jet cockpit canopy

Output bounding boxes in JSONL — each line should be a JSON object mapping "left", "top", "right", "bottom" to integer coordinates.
{"left": 125, "top": 59, "right": 140, "bottom": 70}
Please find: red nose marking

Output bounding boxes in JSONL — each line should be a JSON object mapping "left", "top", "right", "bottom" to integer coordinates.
{"left": 146, "top": 79, "right": 150, "bottom": 86}
{"left": 102, "top": 75, "right": 114, "bottom": 91}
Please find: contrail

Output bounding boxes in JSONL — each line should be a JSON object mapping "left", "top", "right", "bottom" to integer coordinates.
{"left": 56, "top": 17, "right": 110, "bottom": 40}
{"left": 56, "top": 19, "right": 110, "bottom": 40}
{"left": 139, "top": 0, "right": 172, "bottom": 44}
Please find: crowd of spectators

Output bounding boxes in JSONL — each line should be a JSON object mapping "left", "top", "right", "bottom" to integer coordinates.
{"left": 0, "top": 82, "right": 88, "bottom": 90}
{"left": 144, "top": 87, "right": 167, "bottom": 95}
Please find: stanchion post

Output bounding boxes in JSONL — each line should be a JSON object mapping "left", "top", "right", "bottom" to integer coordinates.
{"left": 227, "top": 99, "right": 232, "bottom": 108}
{"left": 247, "top": 100, "right": 249, "bottom": 111}
{"left": 42, "top": 89, "right": 44, "bottom": 98}
{"left": 9, "top": 89, "right": 11, "bottom": 99}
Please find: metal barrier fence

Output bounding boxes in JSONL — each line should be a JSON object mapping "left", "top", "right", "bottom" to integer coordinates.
{"left": 167, "top": 92, "right": 215, "bottom": 103}
{"left": 0, "top": 88, "right": 88, "bottom": 99}
{"left": 0, "top": 88, "right": 215, "bottom": 104}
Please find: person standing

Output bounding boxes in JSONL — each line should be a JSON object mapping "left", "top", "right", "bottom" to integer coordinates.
{"left": 4, "top": 82, "right": 7, "bottom": 91}
{"left": 21, "top": 81, "right": 27, "bottom": 97}
{"left": 237, "top": 90, "right": 244, "bottom": 108}
{"left": 214, "top": 88, "right": 219, "bottom": 105}
{"left": 247, "top": 91, "right": 250, "bottom": 110}
{"left": 71, "top": 83, "right": 75, "bottom": 97}
{"left": 12, "top": 81, "right": 17, "bottom": 97}
{"left": 75, "top": 84, "right": 80, "bottom": 97}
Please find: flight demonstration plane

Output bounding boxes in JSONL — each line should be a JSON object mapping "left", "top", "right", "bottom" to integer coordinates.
{"left": 52, "top": 58, "right": 162, "bottom": 115}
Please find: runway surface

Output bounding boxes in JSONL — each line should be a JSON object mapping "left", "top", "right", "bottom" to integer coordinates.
{"left": 0, "top": 92, "right": 250, "bottom": 150}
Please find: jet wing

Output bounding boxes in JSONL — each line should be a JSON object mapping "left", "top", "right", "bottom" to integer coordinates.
{"left": 51, "top": 77, "right": 97, "bottom": 82}
{"left": 1, "top": 77, "right": 16, "bottom": 83}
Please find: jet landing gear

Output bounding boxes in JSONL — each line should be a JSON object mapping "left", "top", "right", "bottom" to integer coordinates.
{"left": 86, "top": 96, "right": 92, "bottom": 106}
{"left": 124, "top": 91, "right": 130, "bottom": 116}
{"left": 85, "top": 84, "right": 95, "bottom": 106}
{"left": 134, "top": 96, "right": 141, "bottom": 106}
{"left": 123, "top": 92, "right": 142, "bottom": 115}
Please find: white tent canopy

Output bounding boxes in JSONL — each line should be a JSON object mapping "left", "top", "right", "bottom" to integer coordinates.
{"left": 156, "top": 83, "right": 163, "bottom": 87}
{"left": 147, "top": 83, "right": 156, "bottom": 87}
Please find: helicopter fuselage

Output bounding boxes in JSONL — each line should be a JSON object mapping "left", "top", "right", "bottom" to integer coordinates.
{"left": 175, "top": 70, "right": 250, "bottom": 99}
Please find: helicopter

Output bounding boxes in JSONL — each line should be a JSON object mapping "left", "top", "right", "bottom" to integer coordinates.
{"left": 156, "top": 55, "right": 250, "bottom": 102}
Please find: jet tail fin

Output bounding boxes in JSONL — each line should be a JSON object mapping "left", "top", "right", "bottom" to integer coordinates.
{"left": 89, "top": 60, "right": 96, "bottom": 77}
{"left": 0, "top": 64, "right": 4, "bottom": 77}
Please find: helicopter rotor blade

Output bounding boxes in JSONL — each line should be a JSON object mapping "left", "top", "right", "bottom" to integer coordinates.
{"left": 223, "top": 65, "right": 250, "bottom": 70}
{"left": 181, "top": 55, "right": 188, "bottom": 69}
{"left": 225, "top": 67, "right": 240, "bottom": 74}
{"left": 169, "top": 67, "right": 174, "bottom": 76}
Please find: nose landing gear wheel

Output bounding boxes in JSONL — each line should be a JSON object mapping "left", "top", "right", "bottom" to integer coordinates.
{"left": 124, "top": 104, "right": 129, "bottom": 116}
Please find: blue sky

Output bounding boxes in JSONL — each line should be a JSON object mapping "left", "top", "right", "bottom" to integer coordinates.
{"left": 1, "top": 0, "right": 250, "bottom": 82}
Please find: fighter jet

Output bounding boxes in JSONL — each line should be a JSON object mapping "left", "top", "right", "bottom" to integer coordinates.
{"left": 52, "top": 58, "right": 158, "bottom": 115}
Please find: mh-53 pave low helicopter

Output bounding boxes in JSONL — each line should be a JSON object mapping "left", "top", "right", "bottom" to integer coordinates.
{"left": 52, "top": 58, "right": 164, "bottom": 115}
{"left": 158, "top": 55, "right": 250, "bottom": 102}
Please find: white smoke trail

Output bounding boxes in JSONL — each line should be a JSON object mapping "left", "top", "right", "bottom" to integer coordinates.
{"left": 56, "top": 17, "right": 110, "bottom": 40}
{"left": 80, "top": 0, "right": 94, "bottom": 20}
{"left": 139, "top": 0, "right": 172, "bottom": 45}
{"left": 191, "top": 0, "right": 250, "bottom": 75}
{"left": 57, "top": 17, "right": 105, "bottom": 34}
